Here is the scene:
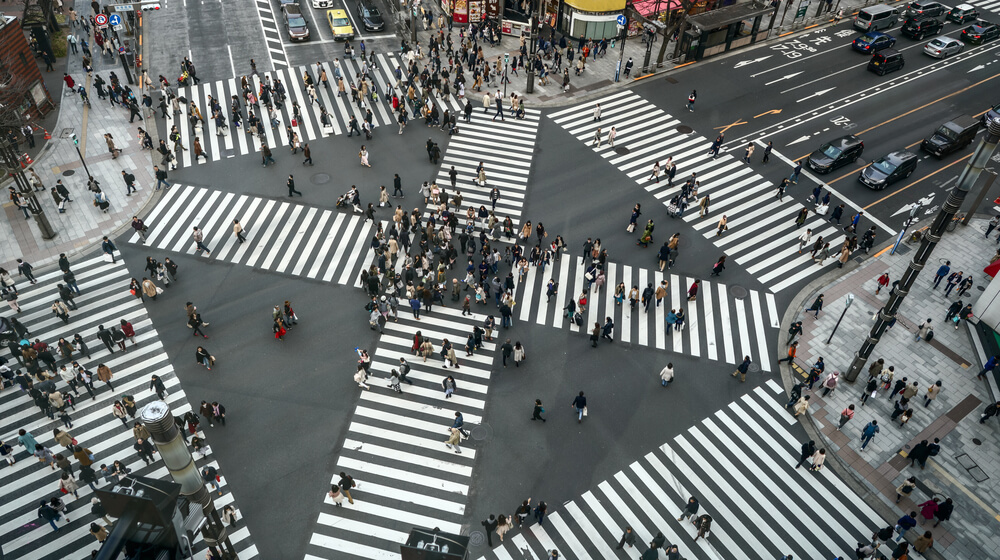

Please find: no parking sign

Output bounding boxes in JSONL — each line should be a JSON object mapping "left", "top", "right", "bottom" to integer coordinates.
{"left": 95, "top": 13, "right": 108, "bottom": 27}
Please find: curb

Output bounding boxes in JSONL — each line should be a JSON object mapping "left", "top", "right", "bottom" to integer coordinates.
{"left": 778, "top": 217, "right": 957, "bottom": 560}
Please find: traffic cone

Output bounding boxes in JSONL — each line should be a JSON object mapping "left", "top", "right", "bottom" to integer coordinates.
{"left": 20, "top": 153, "right": 33, "bottom": 168}
{"left": 43, "top": 129, "right": 51, "bottom": 140}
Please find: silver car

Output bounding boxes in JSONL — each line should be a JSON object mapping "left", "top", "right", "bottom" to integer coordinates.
{"left": 924, "top": 36, "right": 964, "bottom": 58}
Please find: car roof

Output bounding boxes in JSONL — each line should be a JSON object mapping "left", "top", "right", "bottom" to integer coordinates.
{"left": 931, "top": 35, "right": 960, "bottom": 42}
{"left": 911, "top": 0, "right": 941, "bottom": 7}
{"left": 862, "top": 31, "right": 889, "bottom": 38}
{"left": 954, "top": 3, "right": 975, "bottom": 9}
{"left": 875, "top": 47, "right": 900, "bottom": 55}
{"left": 284, "top": 4, "right": 302, "bottom": 14}
{"left": 881, "top": 150, "right": 916, "bottom": 163}
{"left": 328, "top": 8, "right": 349, "bottom": 17}
{"left": 827, "top": 135, "right": 861, "bottom": 147}
{"left": 969, "top": 20, "right": 997, "bottom": 27}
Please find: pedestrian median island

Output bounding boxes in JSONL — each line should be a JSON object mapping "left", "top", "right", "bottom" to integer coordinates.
{"left": 777, "top": 216, "right": 1000, "bottom": 560}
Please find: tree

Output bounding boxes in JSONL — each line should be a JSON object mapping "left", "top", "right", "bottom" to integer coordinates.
{"left": 0, "top": 37, "right": 42, "bottom": 137}
{"left": 625, "top": 0, "right": 698, "bottom": 67}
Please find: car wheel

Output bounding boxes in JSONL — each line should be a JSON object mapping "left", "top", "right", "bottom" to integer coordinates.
{"left": 905, "top": 169, "right": 913, "bottom": 178}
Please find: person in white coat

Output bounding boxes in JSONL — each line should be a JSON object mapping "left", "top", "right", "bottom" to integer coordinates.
{"left": 659, "top": 363, "right": 675, "bottom": 387}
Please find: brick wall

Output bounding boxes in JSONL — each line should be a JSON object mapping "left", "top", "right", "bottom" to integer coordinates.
{"left": 0, "top": 16, "right": 54, "bottom": 124}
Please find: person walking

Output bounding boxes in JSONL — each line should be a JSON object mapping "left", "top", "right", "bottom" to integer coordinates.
{"left": 482, "top": 515, "right": 498, "bottom": 546}
{"left": 571, "top": 391, "right": 587, "bottom": 423}
{"left": 787, "top": 321, "right": 803, "bottom": 344}
{"left": 895, "top": 476, "right": 917, "bottom": 503}
{"left": 860, "top": 419, "right": 880, "bottom": 451}
{"left": 532, "top": 399, "right": 546, "bottom": 421}
{"left": 806, "top": 294, "right": 824, "bottom": 317}
{"left": 338, "top": 472, "right": 357, "bottom": 504}
{"left": 444, "top": 427, "right": 462, "bottom": 454}
{"left": 924, "top": 380, "right": 942, "bottom": 407}
{"left": 732, "top": 356, "right": 751, "bottom": 382}
{"left": 616, "top": 526, "right": 637, "bottom": 549}
{"left": 837, "top": 404, "right": 855, "bottom": 430}
{"left": 915, "top": 319, "right": 933, "bottom": 342}
{"left": 692, "top": 514, "right": 712, "bottom": 542}
{"left": 287, "top": 174, "right": 302, "bottom": 197}
{"left": 716, "top": 215, "right": 728, "bottom": 236}
{"left": 678, "top": 496, "right": 700, "bottom": 520}
{"left": 191, "top": 227, "right": 211, "bottom": 255}
{"left": 659, "top": 363, "right": 674, "bottom": 387}
{"left": 795, "top": 440, "right": 816, "bottom": 468}
{"left": 685, "top": 90, "right": 696, "bottom": 111}
{"left": 777, "top": 341, "right": 798, "bottom": 365}
{"left": 789, "top": 161, "right": 802, "bottom": 183}
{"left": 495, "top": 514, "right": 513, "bottom": 542}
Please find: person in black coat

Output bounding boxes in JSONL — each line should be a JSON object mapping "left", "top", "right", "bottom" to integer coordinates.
{"left": 133, "top": 438, "right": 155, "bottom": 465}
{"left": 909, "top": 440, "right": 931, "bottom": 468}
{"left": 795, "top": 440, "right": 816, "bottom": 469}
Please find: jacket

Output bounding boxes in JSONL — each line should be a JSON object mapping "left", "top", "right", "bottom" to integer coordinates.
{"left": 659, "top": 366, "right": 674, "bottom": 383}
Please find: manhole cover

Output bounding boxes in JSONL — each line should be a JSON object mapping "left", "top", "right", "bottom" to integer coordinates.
{"left": 471, "top": 424, "right": 492, "bottom": 441}
{"left": 60, "top": 128, "right": 75, "bottom": 138}
{"left": 978, "top": 285, "right": 985, "bottom": 291}
{"left": 973, "top": 438, "right": 982, "bottom": 445}
{"left": 730, "top": 286, "right": 748, "bottom": 299}
{"left": 749, "top": 363, "right": 761, "bottom": 373}
{"left": 312, "top": 173, "right": 331, "bottom": 185}
{"left": 62, "top": 170, "right": 76, "bottom": 176}
{"left": 615, "top": 147, "right": 630, "bottom": 155}
{"left": 677, "top": 125, "right": 693, "bottom": 134}
{"left": 468, "top": 531, "right": 485, "bottom": 546}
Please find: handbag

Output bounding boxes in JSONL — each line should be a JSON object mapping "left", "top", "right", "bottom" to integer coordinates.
{"left": 626, "top": 223, "right": 635, "bottom": 233}
{"left": 155, "top": 286, "right": 164, "bottom": 295}
{"left": 582, "top": 406, "right": 588, "bottom": 417}
{"left": 103, "top": 253, "right": 114, "bottom": 263}
{"left": 130, "top": 289, "right": 136, "bottom": 295}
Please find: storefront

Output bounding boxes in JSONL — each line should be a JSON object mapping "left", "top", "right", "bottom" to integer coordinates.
{"left": 678, "top": 1, "right": 774, "bottom": 60}
{"left": 558, "top": 0, "right": 626, "bottom": 39}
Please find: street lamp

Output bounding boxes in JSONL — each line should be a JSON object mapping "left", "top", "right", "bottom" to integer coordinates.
{"left": 825, "top": 293, "right": 854, "bottom": 344}
{"left": 525, "top": 0, "right": 540, "bottom": 94}
{"left": 0, "top": 138, "right": 58, "bottom": 240}
{"left": 502, "top": 52, "right": 510, "bottom": 97}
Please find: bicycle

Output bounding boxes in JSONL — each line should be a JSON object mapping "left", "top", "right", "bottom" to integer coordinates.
{"left": 946, "top": 213, "right": 966, "bottom": 232}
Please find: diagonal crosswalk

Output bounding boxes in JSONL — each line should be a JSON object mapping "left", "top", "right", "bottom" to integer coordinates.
{"left": 513, "top": 253, "right": 780, "bottom": 370}
{"left": 0, "top": 256, "right": 257, "bottom": 560}
{"left": 126, "top": 184, "right": 384, "bottom": 287}
{"left": 476, "top": 380, "right": 884, "bottom": 560}
{"left": 304, "top": 306, "right": 494, "bottom": 560}
{"left": 548, "top": 91, "right": 851, "bottom": 293}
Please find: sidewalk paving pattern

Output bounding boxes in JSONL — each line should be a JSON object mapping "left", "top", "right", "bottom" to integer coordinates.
{"left": 791, "top": 217, "right": 1000, "bottom": 560}
{"left": 0, "top": 256, "right": 257, "bottom": 560}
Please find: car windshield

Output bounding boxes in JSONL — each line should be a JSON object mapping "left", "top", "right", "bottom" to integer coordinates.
{"left": 289, "top": 15, "right": 306, "bottom": 27}
{"left": 872, "top": 159, "right": 898, "bottom": 174}
{"left": 820, "top": 144, "right": 843, "bottom": 159}
{"left": 857, "top": 35, "right": 874, "bottom": 44}
{"left": 935, "top": 126, "right": 959, "bottom": 140}
{"left": 367, "top": 7, "right": 381, "bottom": 15}
{"left": 333, "top": 17, "right": 350, "bottom": 26}
{"left": 928, "top": 39, "right": 945, "bottom": 46}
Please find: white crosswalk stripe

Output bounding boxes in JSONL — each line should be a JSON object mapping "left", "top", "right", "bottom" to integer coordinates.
{"left": 164, "top": 54, "right": 442, "bottom": 169}
{"left": 512, "top": 254, "right": 777, "bottom": 371}
{"left": 126, "top": 184, "right": 384, "bottom": 287}
{"left": 0, "top": 256, "right": 257, "bottom": 560}
{"left": 548, "top": 91, "right": 854, "bottom": 293}
{"left": 304, "top": 307, "right": 496, "bottom": 560}
{"left": 476, "top": 380, "right": 883, "bottom": 560}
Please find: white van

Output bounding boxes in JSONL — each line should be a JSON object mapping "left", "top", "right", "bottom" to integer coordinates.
{"left": 854, "top": 4, "right": 900, "bottom": 31}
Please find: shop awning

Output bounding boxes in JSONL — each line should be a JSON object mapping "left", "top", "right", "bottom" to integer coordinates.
{"left": 631, "top": 0, "right": 684, "bottom": 16}
{"left": 564, "top": 0, "right": 627, "bottom": 13}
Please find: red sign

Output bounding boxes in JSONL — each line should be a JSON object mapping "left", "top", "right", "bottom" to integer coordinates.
{"left": 95, "top": 13, "right": 108, "bottom": 26}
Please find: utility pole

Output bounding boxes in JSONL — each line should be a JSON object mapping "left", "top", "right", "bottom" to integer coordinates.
{"left": 844, "top": 119, "right": 1000, "bottom": 382}
{"left": 0, "top": 139, "right": 58, "bottom": 240}
{"left": 525, "top": 0, "right": 539, "bottom": 94}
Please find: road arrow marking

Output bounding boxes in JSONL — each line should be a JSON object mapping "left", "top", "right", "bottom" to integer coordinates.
{"left": 892, "top": 193, "right": 936, "bottom": 217}
{"left": 764, "top": 72, "right": 802, "bottom": 86}
{"left": 787, "top": 135, "right": 812, "bottom": 146}
{"left": 735, "top": 56, "right": 772, "bottom": 68}
{"left": 969, "top": 64, "right": 985, "bottom": 73}
{"left": 797, "top": 87, "right": 836, "bottom": 103}
{"left": 754, "top": 109, "right": 783, "bottom": 118}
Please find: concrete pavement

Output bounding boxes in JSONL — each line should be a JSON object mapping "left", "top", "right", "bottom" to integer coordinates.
{"left": 782, "top": 216, "right": 1000, "bottom": 560}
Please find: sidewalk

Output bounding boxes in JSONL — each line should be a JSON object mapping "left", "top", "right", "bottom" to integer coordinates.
{"left": 0, "top": 16, "right": 158, "bottom": 274}
{"left": 782, "top": 217, "right": 1000, "bottom": 560}
{"left": 410, "top": 0, "right": 879, "bottom": 107}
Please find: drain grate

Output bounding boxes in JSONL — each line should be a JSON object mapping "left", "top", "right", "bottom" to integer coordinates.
{"left": 468, "top": 531, "right": 485, "bottom": 546}
{"left": 61, "top": 170, "right": 76, "bottom": 176}
{"left": 677, "top": 125, "right": 693, "bottom": 134}
{"left": 730, "top": 286, "right": 748, "bottom": 300}
{"left": 311, "top": 173, "right": 331, "bottom": 185}
{"left": 615, "top": 147, "right": 630, "bottom": 155}
{"left": 471, "top": 423, "right": 492, "bottom": 441}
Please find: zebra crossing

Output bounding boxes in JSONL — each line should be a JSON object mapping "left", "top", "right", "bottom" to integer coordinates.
{"left": 0, "top": 256, "right": 257, "bottom": 560}
{"left": 513, "top": 253, "right": 780, "bottom": 370}
{"left": 305, "top": 307, "right": 492, "bottom": 560}
{"left": 164, "top": 54, "right": 488, "bottom": 170}
{"left": 126, "top": 184, "right": 387, "bottom": 287}
{"left": 430, "top": 106, "right": 541, "bottom": 241}
{"left": 548, "top": 91, "right": 849, "bottom": 293}
{"left": 973, "top": 0, "right": 1000, "bottom": 17}
{"left": 477, "top": 380, "right": 884, "bottom": 560}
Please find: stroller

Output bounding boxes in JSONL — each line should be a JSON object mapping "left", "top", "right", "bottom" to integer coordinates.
{"left": 336, "top": 192, "right": 351, "bottom": 209}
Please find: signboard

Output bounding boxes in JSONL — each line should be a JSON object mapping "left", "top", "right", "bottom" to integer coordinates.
{"left": 94, "top": 13, "right": 109, "bottom": 26}
{"left": 468, "top": 0, "right": 483, "bottom": 22}
{"left": 114, "top": 4, "right": 134, "bottom": 10}
{"left": 795, "top": 0, "right": 810, "bottom": 18}
{"left": 108, "top": 14, "right": 122, "bottom": 26}
{"left": 484, "top": 0, "right": 499, "bottom": 19}
{"left": 616, "top": 14, "right": 626, "bottom": 25}
{"left": 113, "top": 24, "right": 124, "bottom": 31}
{"left": 453, "top": 0, "right": 468, "bottom": 23}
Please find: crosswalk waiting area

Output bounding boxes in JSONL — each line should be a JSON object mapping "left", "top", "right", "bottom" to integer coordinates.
{"left": 0, "top": 256, "right": 257, "bottom": 560}
{"left": 479, "top": 380, "right": 883, "bottom": 560}
{"left": 165, "top": 54, "right": 486, "bottom": 169}
{"left": 515, "top": 253, "right": 779, "bottom": 369}
{"left": 305, "top": 307, "right": 492, "bottom": 559}
{"left": 549, "top": 91, "right": 851, "bottom": 293}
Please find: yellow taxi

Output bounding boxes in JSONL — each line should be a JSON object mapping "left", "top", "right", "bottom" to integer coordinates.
{"left": 327, "top": 9, "right": 355, "bottom": 40}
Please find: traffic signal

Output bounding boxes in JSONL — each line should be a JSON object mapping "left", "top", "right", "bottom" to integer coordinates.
{"left": 71, "top": 133, "right": 78, "bottom": 145}
{"left": 142, "top": 3, "right": 160, "bottom": 10}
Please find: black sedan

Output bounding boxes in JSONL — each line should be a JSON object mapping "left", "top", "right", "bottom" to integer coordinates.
{"left": 961, "top": 20, "right": 1000, "bottom": 44}
{"left": 807, "top": 135, "right": 864, "bottom": 174}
